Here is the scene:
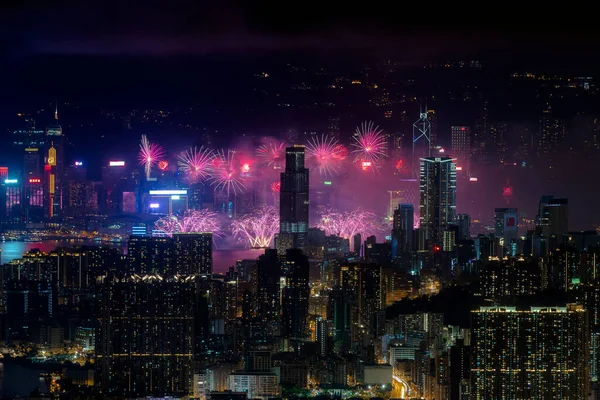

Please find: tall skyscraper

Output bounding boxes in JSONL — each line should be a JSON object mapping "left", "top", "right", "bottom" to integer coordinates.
{"left": 278, "top": 146, "right": 309, "bottom": 253}
{"left": 494, "top": 207, "right": 518, "bottom": 243}
{"left": 471, "top": 304, "right": 588, "bottom": 399}
{"left": 96, "top": 274, "right": 196, "bottom": 397}
{"left": 392, "top": 204, "right": 414, "bottom": 254}
{"left": 256, "top": 249, "right": 281, "bottom": 329}
{"left": 450, "top": 126, "right": 471, "bottom": 174}
{"left": 419, "top": 157, "right": 457, "bottom": 248}
{"left": 46, "top": 105, "right": 64, "bottom": 218}
{"left": 536, "top": 195, "right": 568, "bottom": 248}
{"left": 281, "top": 249, "right": 309, "bottom": 339}
{"left": 173, "top": 233, "right": 213, "bottom": 277}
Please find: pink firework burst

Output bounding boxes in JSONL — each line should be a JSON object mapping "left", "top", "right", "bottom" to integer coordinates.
{"left": 306, "top": 134, "right": 346, "bottom": 177}
{"left": 155, "top": 209, "right": 222, "bottom": 237}
{"left": 315, "top": 208, "right": 380, "bottom": 240}
{"left": 210, "top": 149, "right": 247, "bottom": 195}
{"left": 351, "top": 121, "right": 387, "bottom": 168}
{"left": 271, "top": 181, "right": 281, "bottom": 192}
{"left": 178, "top": 146, "right": 213, "bottom": 182}
{"left": 257, "top": 140, "right": 287, "bottom": 168}
{"left": 232, "top": 206, "right": 279, "bottom": 248}
{"left": 138, "top": 135, "right": 166, "bottom": 179}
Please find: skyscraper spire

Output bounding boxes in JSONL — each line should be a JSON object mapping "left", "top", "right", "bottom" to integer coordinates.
{"left": 54, "top": 99, "right": 58, "bottom": 120}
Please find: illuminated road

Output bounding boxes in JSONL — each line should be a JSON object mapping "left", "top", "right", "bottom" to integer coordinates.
{"left": 393, "top": 375, "right": 410, "bottom": 399}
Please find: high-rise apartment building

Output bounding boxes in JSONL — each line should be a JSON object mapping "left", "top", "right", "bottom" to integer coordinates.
{"left": 278, "top": 146, "right": 309, "bottom": 253}
{"left": 96, "top": 274, "right": 196, "bottom": 397}
{"left": 173, "top": 233, "right": 213, "bottom": 277}
{"left": 127, "top": 236, "right": 175, "bottom": 274}
{"left": 471, "top": 304, "right": 588, "bottom": 399}
{"left": 419, "top": 157, "right": 457, "bottom": 248}
{"left": 450, "top": 126, "right": 471, "bottom": 174}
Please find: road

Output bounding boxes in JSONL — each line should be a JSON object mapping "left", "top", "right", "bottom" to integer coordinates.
{"left": 392, "top": 374, "right": 410, "bottom": 399}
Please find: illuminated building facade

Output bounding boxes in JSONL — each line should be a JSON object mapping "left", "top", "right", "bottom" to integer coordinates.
{"left": 419, "top": 157, "right": 457, "bottom": 248}
{"left": 46, "top": 106, "right": 64, "bottom": 218}
{"left": 96, "top": 274, "right": 196, "bottom": 397}
{"left": 3, "top": 179, "right": 22, "bottom": 223}
{"left": 278, "top": 146, "right": 309, "bottom": 253}
{"left": 471, "top": 304, "right": 588, "bottom": 399}
{"left": 24, "top": 177, "right": 44, "bottom": 223}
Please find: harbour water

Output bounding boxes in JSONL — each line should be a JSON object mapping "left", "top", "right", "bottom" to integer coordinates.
{"left": 0, "top": 240, "right": 264, "bottom": 273}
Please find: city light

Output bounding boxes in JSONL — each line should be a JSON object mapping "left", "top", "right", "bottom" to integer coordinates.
{"left": 456, "top": 166, "right": 463, "bottom": 171}
{"left": 4, "top": 179, "right": 17, "bottom": 184}
{"left": 74, "top": 161, "right": 83, "bottom": 166}
{"left": 324, "top": 181, "right": 332, "bottom": 185}
{"left": 149, "top": 190, "right": 187, "bottom": 195}
{"left": 28, "top": 178, "right": 41, "bottom": 184}
{"left": 470, "top": 177, "right": 478, "bottom": 182}
{"left": 149, "top": 203, "right": 160, "bottom": 209}
{"left": 109, "top": 161, "right": 125, "bottom": 166}
{"left": 171, "top": 195, "right": 181, "bottom": 200}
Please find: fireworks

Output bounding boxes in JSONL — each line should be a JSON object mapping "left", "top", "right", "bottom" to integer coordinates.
{"left": 155, "top": 209, "right": 222, "bottom": 237}
{"left": 351, "top": 121, "right": 387, "bottom": 168}
{"left": 257, "top": 140, "right": 287, "bottom": 167}
{"left": 210, "top": 149, "right": 247, "bottom": 195}
{"left": 157, "top": 160, "right": 169, "bottom": 170}
{"left": 306, "top": 134, "right": 346, "bottom": 177}
{"left": 178, "top": 146, "right": 214, "bottom": 182}
{"left": 315, "top": 209, "right": 380, "bottom": 240}
{"left": 232, "top": 206, "right": 280, "bottom": 248}
{"left": 270, "top": 181, "right": 281, "bottom": 192}
{"left": 138, "top": 135, "right": 166, "bottom": 179}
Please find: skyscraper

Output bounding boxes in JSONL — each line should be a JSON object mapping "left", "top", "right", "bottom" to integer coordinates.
{"left": 173, "top": 233, "right": 213, "bottom": 277}
{"left": 494, "top": 207, "right": 518, "bottom": 243}
{"left": 536, "top": 195, "right": 568, "bottom": 248}
{"left": 471, "top": 304, "right": 588, "bottom": 399}
{"left": 278, "top": 146, "right": 309, "bottom": 253}
{"left": 96, "top": 274, "right": 196, "bottom": 397}
{"left": 450, "top": 126, "right": 471, "bottom": 174}
{"left": 46, "top": 105, "right": 64, "bottom": 218}
{"left": 127, "top": 236, "right": 175, "bottom": 275}
{"left": 256, "top": 249, "right": 281, "bottom": 330}
{"left": 392, "top": 204, "right": 414, "bottom": 254}
{"left": 281, "top": 249, "right": 309, "bottom": 339}
{"left": 419, "top": 157, "right": 457, "bottom": 248}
